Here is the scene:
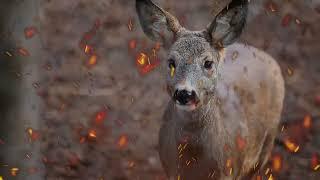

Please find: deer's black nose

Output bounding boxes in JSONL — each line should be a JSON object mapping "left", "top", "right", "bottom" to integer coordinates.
{"left": 174, "top": 90, "right": 196, "bottom": 105}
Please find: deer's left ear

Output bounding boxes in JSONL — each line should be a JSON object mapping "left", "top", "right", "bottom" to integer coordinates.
{"left": 136, "top": 0, "right": 182, "bottom": 45}
{"left": 206, "top": 0, "right": 248, "bottom": 48}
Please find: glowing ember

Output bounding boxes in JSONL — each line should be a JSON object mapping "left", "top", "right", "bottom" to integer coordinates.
{"left": 311, "top": 153, "right": 320, "bottom": 171}
{"left": 17, "top": 48, "right": 30, "bottom": 56}
{"left": 287, "top": 67, "right": 293, "bottom": 76}
{"left": 266, "top": 1, "right": 277, "bottom": 12}
{"left": 79, "top": 137, "right": 86, "bottom": 144}
{"left": 281, "top": 14, "right": 292, "bottom": 27}
{"left": 303, "top": 114, "right": 312, "bottom": 129}
{"left": 94, "top": 110, "right": 107, "bottom": 125}
{"left": 5, "top": 51, "right": 12, "bottom": 57}
{"left": 140, "top": 61, "right": 160, "bottom": 75}
{"left": 26, "top": 128, "right": 40, "bottom": 142}
{"left": 236, "top": 135, "right": 246, "bottom": 151}
{"left": 128, "top": 161, "right": 135, "bottom": 168}
{"left": 88, "top": 130, "right": 97, "bottom": 139}
{"left": 284, "top": 138, "right": 300, "bottom": 153}
{"left": 10, "top": 168, "right": 19, "bottom": 176}
{"left": 272, "top": 154, "right": 282, "bottom": 172}
{"left": 256, "top": 175, "right": 262, "bottom": 180}
{"left": 129, "top": 39, "right": 137, "bottom": 49}
{"left": 225, "top": 158, "right": 233, "bottom": 175}
{"left": 84, "top": 45, "right": 94, "bottom": 54}
{"left": 295, "top": 18, "right": 301, "bottom": 25}
{"left": 117, "top": 135, "right": 128, "bottom": 149}
{"left": 267, "top": 174, "right": 274, "bottom": 180}
{"left": 128, "top": 19, "right": 134, "bottom": 31}
{"left": 137, "top": 53, "right": 148, "bottom": 66}
{"left": 24, "top": 26, "right": 37, "bottom": 39}
{"left": 87, "top": 55, "right": 98, "bottom": 67}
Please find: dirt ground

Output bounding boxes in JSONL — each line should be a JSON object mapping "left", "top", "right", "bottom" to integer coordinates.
{"left": 1, "top": 0, "right": 320, "bottom": 179}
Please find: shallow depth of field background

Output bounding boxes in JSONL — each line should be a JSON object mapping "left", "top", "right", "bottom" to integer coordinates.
{"left": 0, "top": 0, "right": 320, "bottom": 179}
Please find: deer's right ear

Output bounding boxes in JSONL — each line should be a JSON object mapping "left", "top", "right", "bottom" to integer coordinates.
{"left": 136, "top": 0, "right": 182, "bottom": 44}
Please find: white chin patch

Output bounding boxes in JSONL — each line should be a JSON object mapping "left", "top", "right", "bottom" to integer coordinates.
{"left": 175, "top": 103, "right": 197, "bottom": 111}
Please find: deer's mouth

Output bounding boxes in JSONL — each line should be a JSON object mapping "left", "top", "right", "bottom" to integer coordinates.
{"left": 175, "top": 99, "right": 200, "bottom": 111}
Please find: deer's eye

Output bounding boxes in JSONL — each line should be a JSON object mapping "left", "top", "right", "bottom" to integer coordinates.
{"left": 168, "top": 59, "right": 176, "bottom": 69}
{"left": 204, "top": 61, "right": 213, "bottom": 70}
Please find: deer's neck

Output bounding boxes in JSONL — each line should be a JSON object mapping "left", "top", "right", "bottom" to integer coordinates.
{"left": 176, "top": 94, "right": 218, "bottom": 131}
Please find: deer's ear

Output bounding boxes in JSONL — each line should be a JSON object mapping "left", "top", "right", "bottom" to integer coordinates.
{"left": 206, "top": 0, "right": 248, "bottom": 48}
{"left": 136, "top": 0, "right": 182, "bottom": 44}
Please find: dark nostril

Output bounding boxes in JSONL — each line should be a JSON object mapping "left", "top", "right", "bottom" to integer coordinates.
{"left": 174, "top": 90, "right": 196, "bottom": 105}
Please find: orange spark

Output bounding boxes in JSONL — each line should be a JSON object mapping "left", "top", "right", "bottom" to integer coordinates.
{"left": 10, "top": 168, "right": 19, "bottom": 176}
{"left": 94, "top": 110, "right": 107, "bottom": 125}
{"left": 281, "top": 14, "right": 292, "bottom": 27}
{"left": 26, "top": 128, "right": 40, "bottom": 142}
{"left": 129, "top": 39, "right": 137, "bottom": 49}
{"left": 272, "top": 154, "right": 282, "bottom": 172}
{"left": 128, "top": 161, "right": 135, "bottom": 168}
{"left": 88, "top": 129, "right": 97, "bottom": 140}
{"left": 303, "top": 114, "right": 312, "bottom": 129}
{"left": 266, "top": 1, "right": 277, "bottom": 12}
{"left": 87, "top": 55, "right": 97, "bottom": 67}
{"left": 236, "top": 135, "right": 246, "bottom": 151}
{"left": 17, "top": 47, "right": 30, "bottom": 56}
{"left": 137, "top": 52, "right": 148, "bottom": 66}
{"left": 24, "top": 26, "right": 37, "bottom": 39}
{"left": 311, "top": 153, "right": 320, "bottom": 171}
{"left": 128, "top": 19, "right": 134, "bottom": 31}
{"left": 267, "top": 174, "right": 274, "bottom": 180}
{"left": 256, "top": 175, "right": 262, "bottom": 180}
{"left": 117, "top": 135, "right": 128, "bottom": 149}
{"left": 84, "top": 45, "right": 94, "bottom": 54}
{"left": 284, "top": 138, "right": 300, "bottom": 153}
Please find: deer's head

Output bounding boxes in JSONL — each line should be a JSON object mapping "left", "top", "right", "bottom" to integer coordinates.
{"left": 136, "top": 0, "right": 248, "bottom": 111}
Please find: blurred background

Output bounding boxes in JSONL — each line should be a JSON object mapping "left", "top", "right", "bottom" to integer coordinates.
{"left": 0, "top": 0, "right": 319, "bottom": 179}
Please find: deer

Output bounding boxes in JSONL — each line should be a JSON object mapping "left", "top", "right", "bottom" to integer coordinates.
{"left": 136, "top": 0, "right": 285, "bottom": 179}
